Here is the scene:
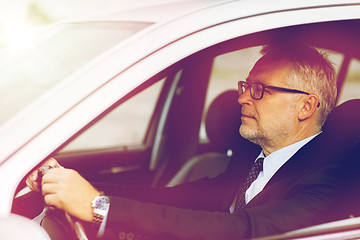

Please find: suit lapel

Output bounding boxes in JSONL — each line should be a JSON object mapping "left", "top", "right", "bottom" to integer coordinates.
{"left": 245, "top": 134, "right": 324, "bottom": 207}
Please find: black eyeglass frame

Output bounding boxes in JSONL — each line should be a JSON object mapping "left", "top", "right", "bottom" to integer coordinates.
{"left": 238, "top": 80, "right": 312, "bottom": 100}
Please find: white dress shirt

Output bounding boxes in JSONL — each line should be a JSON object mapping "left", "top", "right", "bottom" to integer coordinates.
{"left": 245, "top": 133, "right": 320, "bottom": 204}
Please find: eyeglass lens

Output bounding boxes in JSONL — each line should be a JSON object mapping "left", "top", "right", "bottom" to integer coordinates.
{"left": 251, "top": 83, "right": 263, "bottom": 99}
{"left": 238, "top": 82, "right": 263, "bottom": 100}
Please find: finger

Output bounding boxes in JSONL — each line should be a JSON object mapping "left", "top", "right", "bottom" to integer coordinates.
{"left": 25, "top": 169, "right": 40, "bottom": 191}
{"left": 41, "top": 182, "right": 59, "bottom": 195}
{"left": 25, "top": 158, "right": 63, "bottom": 192}
{"left": 41, "top": 168, "right": 65, "bottom": 183}
{"left": 44, "top": 193, "right": 62, "bottom": 209}
{"left": 29, "top": 169, "right": 39, "bottom": 182}
{"left": 30, "top": 169, "right": 39, "bottom": 180}
{"left": 26, "top": 178, "right": 39, "bottom": 192}
{"left": 45, "top": 158, "right": 64, "bottom": 169}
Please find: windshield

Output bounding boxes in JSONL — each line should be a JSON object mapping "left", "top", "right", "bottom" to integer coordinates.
{"left": 0, "top": 21, "right": 152, "bottom": 126}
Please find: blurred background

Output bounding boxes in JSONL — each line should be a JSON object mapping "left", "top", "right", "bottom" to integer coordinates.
{"left": 0, "top": 0, "right": 176, "bottom": 48}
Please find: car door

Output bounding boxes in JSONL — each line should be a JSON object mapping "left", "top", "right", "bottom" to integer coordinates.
{"left": 5, "top": 2, "right": 360, "bottom": 217}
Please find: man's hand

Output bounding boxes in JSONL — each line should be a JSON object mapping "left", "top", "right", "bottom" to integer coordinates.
{"left": 41, "top": 168, "right": 100, "bottom": 222}
{"left": 26, "top": 158, "right": 100, "bottom": 222}
{"left": 26, "top": 158, "right": 63, "bottom": 192}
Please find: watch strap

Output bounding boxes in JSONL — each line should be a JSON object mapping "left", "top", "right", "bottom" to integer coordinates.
{"left": 93, "top": 212, "right": 104, "bottom": 227}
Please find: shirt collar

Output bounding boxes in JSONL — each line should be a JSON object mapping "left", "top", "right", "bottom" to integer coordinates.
{"left": 255, "top": 132, "right": 321, "bottom": 178}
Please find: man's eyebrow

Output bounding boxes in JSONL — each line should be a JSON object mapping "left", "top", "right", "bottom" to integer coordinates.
{"left": 246, "top": 78, "right": 262, "bottom": 84}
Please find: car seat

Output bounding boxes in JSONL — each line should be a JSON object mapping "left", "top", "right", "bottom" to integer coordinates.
{"left": 167, "top": 90, "right": 245, "bottom": 187}
{"left": 322, "top": 98, "right": 360, "bottom": 149}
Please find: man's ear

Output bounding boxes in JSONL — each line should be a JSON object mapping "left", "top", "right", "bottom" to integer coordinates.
{"left": 298, "top": 94, "right": 319, "bottom": 121}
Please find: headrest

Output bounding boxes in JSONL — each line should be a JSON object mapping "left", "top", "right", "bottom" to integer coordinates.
{"left": 205, "top": 90, "right": 258, "bottom": 154}
{"left": 205, "top": 90, "right": 241, "bottom": 152}
{"left": 322, "top": 98, "right": 360, "bottom": 149}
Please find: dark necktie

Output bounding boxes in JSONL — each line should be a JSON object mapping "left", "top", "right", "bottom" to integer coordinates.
{"left": 234, "top": 157, "right": 264, "bottom": 212}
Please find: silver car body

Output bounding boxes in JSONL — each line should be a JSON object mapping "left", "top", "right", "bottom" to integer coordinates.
{"left": 0, "top": 0, "right": 359, "bottom": 238}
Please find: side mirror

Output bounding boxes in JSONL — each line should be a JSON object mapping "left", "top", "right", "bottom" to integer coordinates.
{"left": 0, "top": 214, "right": 50, "bottom": 239}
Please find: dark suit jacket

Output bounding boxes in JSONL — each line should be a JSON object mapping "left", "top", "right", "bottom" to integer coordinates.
{"left": 96, "top": 130, "right": 360, "bottom": 240}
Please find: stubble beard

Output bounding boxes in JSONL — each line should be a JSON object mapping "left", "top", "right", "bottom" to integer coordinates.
{"left": 239, "top": 115, "right": 293, "bottom": 148}
{"left": 239, "top": 124, "right": 263, "bottom": 145}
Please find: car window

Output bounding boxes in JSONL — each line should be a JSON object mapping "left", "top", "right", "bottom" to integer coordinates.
{"left": 200, "top": 47, "right": 347, "bottom": 142}
{"left": 62, "top": 78, "right": 165, "bottom": 151}
{"left": 338, "top": 58, "right": 360, "bottom": 104}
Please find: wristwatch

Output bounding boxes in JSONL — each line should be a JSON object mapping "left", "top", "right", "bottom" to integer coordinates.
{"left": 91, "top": 194, "right": 110, "bottom": 227}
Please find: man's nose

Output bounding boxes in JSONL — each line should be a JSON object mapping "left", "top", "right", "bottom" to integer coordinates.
{"left": 238, "top": 88, "right": 252, "bottom": 106}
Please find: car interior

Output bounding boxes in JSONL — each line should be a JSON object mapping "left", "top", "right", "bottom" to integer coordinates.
{"left": 12, "top": 18, "right": 360, "bottom": 238}
{"left": 48, "top": 19, "right": 360, "bottom": 186}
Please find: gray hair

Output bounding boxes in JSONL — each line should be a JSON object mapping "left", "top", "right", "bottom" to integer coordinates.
{"left": 260, "top": 44, "right": 337, "bottom": 126}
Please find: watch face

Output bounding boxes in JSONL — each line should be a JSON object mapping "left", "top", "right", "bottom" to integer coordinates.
{"left": 93, "top": 196, "right": 110, "bottom": 210}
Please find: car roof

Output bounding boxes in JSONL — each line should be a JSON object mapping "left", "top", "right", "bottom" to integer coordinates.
{"left": 65, "top": 0, "right": 360, "bottom": 24}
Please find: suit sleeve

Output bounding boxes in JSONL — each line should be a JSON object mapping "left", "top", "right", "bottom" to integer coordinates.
{"left": 103, "top": 196, "right": 251, "bottom": 240}
{"left": 98, "top": 175, "right": 253, "bottom": 240}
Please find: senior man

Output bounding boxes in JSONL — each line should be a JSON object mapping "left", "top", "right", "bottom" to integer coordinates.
{"left": 24, "top": 44, "right": 359, "bottom": 239}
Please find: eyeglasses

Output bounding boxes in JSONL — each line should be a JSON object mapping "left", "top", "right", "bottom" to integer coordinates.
{"left": 238, "top": 81, "right": 312, "bottom": 100}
